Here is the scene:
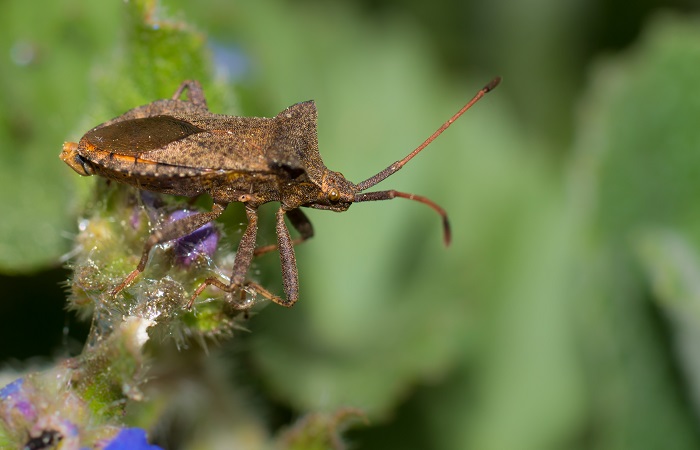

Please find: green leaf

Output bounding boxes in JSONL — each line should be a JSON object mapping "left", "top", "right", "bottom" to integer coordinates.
{"left": 635, "top": 229, "right": 700, "bottom": 417}
{"left": 569, "top": 14, "right": 700, "bottom": 449}
{"left": 581, "top": 14, "right": 700, "bottom": 245}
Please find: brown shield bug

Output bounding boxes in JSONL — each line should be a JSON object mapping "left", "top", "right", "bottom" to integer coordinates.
{"left": 60, "top": 77, "right": 500, "bottom": 308}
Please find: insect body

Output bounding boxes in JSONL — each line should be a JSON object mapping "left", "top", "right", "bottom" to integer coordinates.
{"left": 61, "top": 78, "right": 499, "bottom": 308}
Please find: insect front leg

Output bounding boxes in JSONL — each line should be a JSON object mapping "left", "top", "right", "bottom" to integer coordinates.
{"left": 111, "top": 202, "right": 227, "bottom": 296}
{"left": 253, "top": 208, "right": 314, "bottom": 257}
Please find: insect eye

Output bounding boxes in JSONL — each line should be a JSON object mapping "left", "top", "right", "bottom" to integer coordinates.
{"left": 328, "top": 188, "right": 340, "bottom": 202}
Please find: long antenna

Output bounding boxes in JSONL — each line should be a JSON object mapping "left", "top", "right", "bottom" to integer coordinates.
{"left": 355, "top": 190, "right": 451, "bottom": 245}
{"left": 355, "top": 76, "right": 501, "bottom": 192}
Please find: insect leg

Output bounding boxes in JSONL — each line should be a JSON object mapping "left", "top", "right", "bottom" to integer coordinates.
{"left": 171, "top": 80, "right": 208, "bottom": 108}
{"left": 188, "top": 278, "right": 286, "bottom": 310}
{"left": 187, "top": 206, "right": 300, "bottom": 309}
{"left": 275, "top": 207, "right": 299, "bottom": 307}
{"left": 253, "top": 208, "right": 314, "bottom": 257}
{"left": 230, "top": 204, "right": 259, "bottom": 286}
{"left": 187, "top": 206, "right": 304, "bottom": 309}
{"left": 187, "top": 204, "right": 260, "bottom": 308}
{"left": 111, "top": 202, "right": 227, "bottom": 296}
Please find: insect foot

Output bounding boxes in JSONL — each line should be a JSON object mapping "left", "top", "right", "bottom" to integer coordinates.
{"left": 61, "top": 78, "right": 499, "bottom": 309}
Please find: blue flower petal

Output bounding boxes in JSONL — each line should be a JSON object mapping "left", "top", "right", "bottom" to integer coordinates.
{"left": 104, "top": 428, "right": 163, "bottom": 450}
{"left": 0, "top": 378, "right": 23, "bottom": 399}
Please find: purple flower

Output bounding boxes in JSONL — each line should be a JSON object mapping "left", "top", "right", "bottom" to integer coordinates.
{"left": 168, "top": 210, "right": 219, "bottom": 267}
{"left": 103, "top": 428, "right": 163, "bottom": 450}
{"left": 0, "top": 378, "right": 36, "bottom": 422}
{"left": 1, "top": 382, "right": 161, "bottom": 449}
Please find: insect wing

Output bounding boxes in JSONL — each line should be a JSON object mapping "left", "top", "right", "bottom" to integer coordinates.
{"left": 83, "top": 115, "right": 206, "bottom": 156}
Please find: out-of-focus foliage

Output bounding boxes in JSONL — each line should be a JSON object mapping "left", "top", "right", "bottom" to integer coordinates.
{"left": 0, "top": 2, "right": 121, "bottom": 271}
{"left": 2, "top": 0, "right": 700, "bottom": 448}
{"left": 568, "top": 16, "right": 700, "bottom": 448}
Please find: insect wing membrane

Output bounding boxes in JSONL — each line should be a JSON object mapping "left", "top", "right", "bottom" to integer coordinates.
{"left": 85, "top": 116, "right": 205, "bottom": 155}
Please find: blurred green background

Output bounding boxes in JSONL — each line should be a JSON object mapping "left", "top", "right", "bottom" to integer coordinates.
{"left": 3, "top": 0, "right": 700, "bottom": 448}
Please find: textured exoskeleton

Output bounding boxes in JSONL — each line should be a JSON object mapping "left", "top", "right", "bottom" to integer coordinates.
{"left": 60, "top": 78, "right": 499, "bottom": 308}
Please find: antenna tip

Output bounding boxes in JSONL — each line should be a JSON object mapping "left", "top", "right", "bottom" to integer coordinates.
{"left": 484, "top": 76, "right": 502, "bottom": 93}
{"left": 443, "top": 216, "right": 452, "bottom": 247}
